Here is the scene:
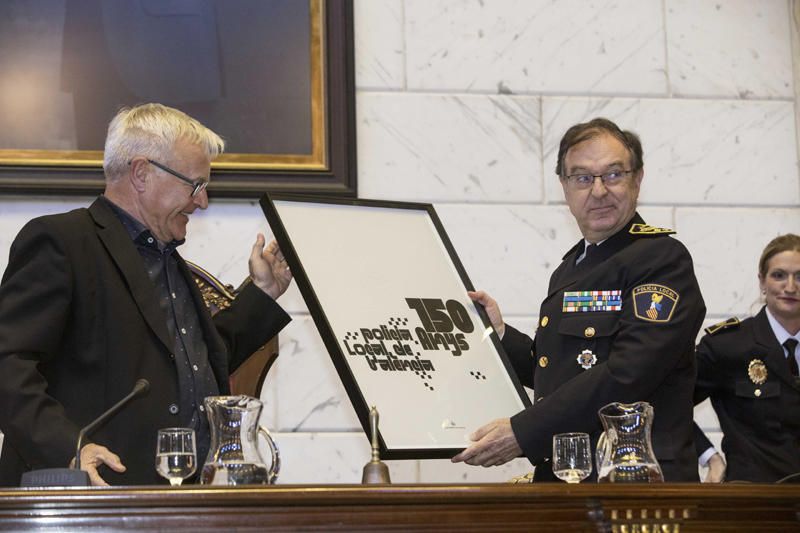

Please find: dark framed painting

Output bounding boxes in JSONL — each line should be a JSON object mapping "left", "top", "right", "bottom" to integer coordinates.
{"left": 0, "top": 0, "right": 355, "bottom": 198}
{"left": 261, "top": 193, "right": 531, "bottom": 459}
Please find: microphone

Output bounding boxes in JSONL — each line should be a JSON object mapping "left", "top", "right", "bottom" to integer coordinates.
{"left": 20, "top": 379, "right": 150, "bottom": 487}
{"left": 74, "top": 379, "right": 150, "bottom": 470}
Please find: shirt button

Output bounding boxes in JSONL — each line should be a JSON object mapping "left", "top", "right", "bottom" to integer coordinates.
{"left": 199, "top": 405, "right": 205, "bottom": 412}
{"left": 181, "top": 327, "right": 187, "bottom": 335}
{"left": 169, "top": 353, "right": 175, "bottom": 360}
{"left": 538, "top": 356, "right": 549, "bottom": 368}
{"left": 584, "top": 326, "right": 596, "bottom": 338}
{"left": 192, "top": 364, "right": 199, "bottom": 372}
{"left": 171, "top": 292, "right": 177, "bottom": 299}
{"left": 147, "top": 237, "right": 154, "bottom": 244}
{"left": 540, "top": 316, "right": 549, "bottom": 327}
{"left": 754, "top": 389, "right": 762, "bottom": 397}
{"left": 168, "top": 404, "right": 179, "bottom": 415}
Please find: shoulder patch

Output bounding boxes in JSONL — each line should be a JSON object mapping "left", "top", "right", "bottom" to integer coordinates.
{"left": 632, "top": 284, "right": 679, "bottom": 322}
{"left": 704, "top": 317, "right": 740, "bottom": 336}
{"left": 629, "top": 223, "right": 676, "bottom": 236}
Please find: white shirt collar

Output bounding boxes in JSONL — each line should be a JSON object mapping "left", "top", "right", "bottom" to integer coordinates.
{"left": 584, "top": 238, "right": 607, "bottom": 248}
{"left": 576, "top": 238, "right": 607, "bottom": 264}
{"left": 765, "top": 307, "right": 798, "bottom": 356}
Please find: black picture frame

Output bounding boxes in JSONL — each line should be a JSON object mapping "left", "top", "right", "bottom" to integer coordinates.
{"left": 260, "top": 193, "right": 531, "bottom": 459}
{"left": 0, "top": 0, "right": 356, "bottom": 198}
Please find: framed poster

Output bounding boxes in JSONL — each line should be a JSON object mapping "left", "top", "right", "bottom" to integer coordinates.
{"left": 261, "top": 194, "right": 531, "bottom": 459}
{"left": 0, "top": 0, "right": 355, "bottom": 198}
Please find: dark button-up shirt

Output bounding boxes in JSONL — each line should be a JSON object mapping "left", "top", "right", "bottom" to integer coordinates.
{"left": 101, "top": 196, "right": 218, "bottom": 464}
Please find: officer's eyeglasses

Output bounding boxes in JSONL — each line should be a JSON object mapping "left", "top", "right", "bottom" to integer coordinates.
{"left": 146, "top": 159, "right": 209, "bottom": 197}
{"left": 563, "top": 170, "right": 633, "bottom": 190}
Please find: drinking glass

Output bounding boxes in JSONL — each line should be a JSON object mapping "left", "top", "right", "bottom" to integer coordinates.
{"left": 552, "top": 432, "right": 592, "bottom": 483}
{"left": 156, "top": 428, "right": 197, "bottom": 486}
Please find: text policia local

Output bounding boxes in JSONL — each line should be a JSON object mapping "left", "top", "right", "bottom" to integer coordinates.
{"left": 343, "top": 298, "right": 474, "bottom": 362}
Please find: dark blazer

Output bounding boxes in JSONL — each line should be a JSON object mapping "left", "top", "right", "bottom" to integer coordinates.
{"left": 0, "top": 198, "right": 290, "bottom": 486}
{"left": 503, "top": 214, "right": 705, "bottom": 482}
{"left": 694, "top": 308, "right": 800, "bottom": 482}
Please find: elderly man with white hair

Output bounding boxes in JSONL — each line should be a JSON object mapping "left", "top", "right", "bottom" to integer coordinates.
{"left": 0, "top": 103, "right": 292, "bottom": 486}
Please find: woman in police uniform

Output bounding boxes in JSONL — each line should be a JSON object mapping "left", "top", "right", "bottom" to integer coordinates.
{"left": 694, "top": 234, "right": 800, "bottom": 483}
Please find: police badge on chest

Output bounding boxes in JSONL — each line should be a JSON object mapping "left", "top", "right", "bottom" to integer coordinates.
{"left": 577, "top": 349, "right": 597, "bottom": 370}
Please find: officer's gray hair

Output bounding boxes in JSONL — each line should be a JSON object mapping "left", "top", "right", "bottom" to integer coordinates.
{"left": 103, "top": 103, "right": 225, "bottom": 182}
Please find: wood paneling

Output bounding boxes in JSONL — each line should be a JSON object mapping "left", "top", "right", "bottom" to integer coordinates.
{"left": 0, "top": 483, "right": 797, "bottom": 531}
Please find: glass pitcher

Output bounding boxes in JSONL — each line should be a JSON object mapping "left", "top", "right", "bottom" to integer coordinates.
{"left": 596, "top": 401, "right": 664, "bottom": 483}
{"left": 200, "top": 395, "right": 280, "bottom": 485}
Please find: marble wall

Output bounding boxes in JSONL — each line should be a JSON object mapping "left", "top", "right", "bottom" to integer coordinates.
{"left": 1, "top": 0, "right": 799, "bottom": 483}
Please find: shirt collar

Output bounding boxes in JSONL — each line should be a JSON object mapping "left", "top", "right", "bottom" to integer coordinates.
{"left": 100, "top": 195, "right": 184, "bottom": 251}
{"left": 566, "top": 212, "right": 647, "bottom": 262}
{"left": 583, "top": 237, "right": 607, "bottom": 248}
{"left": 575, "top": 238, "right": 607, "bottom": 264}
{"left": 764, "top": 307, "right": 797, "bottom": 349}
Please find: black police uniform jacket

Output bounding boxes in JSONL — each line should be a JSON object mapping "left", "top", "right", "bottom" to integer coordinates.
{"left": 501, "top": 214, "right": 705, "bottom": 481}
{"left": 694, "top": 308, "right": 800, "bottom": 482}
{"left": 0, "top": 198, "right": 291, "bottom": 486}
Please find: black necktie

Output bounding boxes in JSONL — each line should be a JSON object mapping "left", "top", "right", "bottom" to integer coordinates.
{"left": 784, "top": 338, "right": 799, "bottom": 377}
{"left": 576, "top": 243, "right": 597, "bottom": 265}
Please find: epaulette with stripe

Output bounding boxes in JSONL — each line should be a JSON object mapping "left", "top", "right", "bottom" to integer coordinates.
{"left": 629, "top": 223, "right": 675, "bottom": 236}
{"left": 704, "top": 317, "right": 740, "bottom": 336}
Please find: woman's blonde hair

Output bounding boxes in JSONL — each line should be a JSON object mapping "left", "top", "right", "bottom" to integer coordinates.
{"left": 758, "top": 233, "right": 800, "bottom": 278}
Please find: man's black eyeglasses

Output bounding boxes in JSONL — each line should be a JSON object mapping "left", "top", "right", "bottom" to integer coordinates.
{"left": 146, "top": 159, "right": 209, "bottom": 197}
{"left": 563, "top": 170, "right": 633, "bottom": 190}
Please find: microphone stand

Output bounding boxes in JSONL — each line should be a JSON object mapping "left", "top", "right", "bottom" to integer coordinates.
{"left": 20, "top": 379, "right": 150, "bottom": 487}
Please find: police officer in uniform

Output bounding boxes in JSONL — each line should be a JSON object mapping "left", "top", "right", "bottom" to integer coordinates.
{"left": 452, "top": 118, "right": 706, "bottom": 482}
{"left": 694, "top": 234, "right": 800, "bottom": 483}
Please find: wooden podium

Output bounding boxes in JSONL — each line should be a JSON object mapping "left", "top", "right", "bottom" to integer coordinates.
{"left": 0, "top": 484, "right": 797, "bottom": 531}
